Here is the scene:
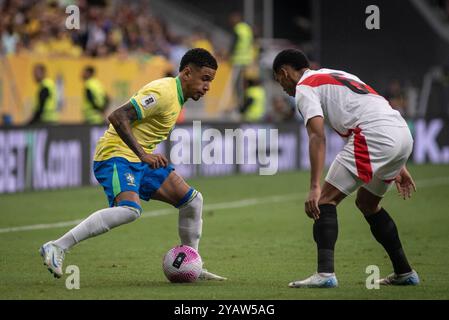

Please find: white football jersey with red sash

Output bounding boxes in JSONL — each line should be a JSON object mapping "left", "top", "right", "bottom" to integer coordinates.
{"left": 295, "top": 68, "right": 412, "bottom": 195}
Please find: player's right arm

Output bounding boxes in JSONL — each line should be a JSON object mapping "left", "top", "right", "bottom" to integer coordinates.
{"left": 108, "top": 102, "right": 168, "bottom": 168}
{"left": 296, "top": 85, "right": 325, "bottom": 220}
{"left": 305, "top": 116, "right": 326, "bottom": 220}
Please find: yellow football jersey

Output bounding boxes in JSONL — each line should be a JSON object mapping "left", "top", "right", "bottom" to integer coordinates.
{"left": 94, "top": 77, "right": 184, "bottom": 162}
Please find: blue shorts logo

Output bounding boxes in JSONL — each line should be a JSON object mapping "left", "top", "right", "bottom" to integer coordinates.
{"left": 125, "top": 173, "right": 136, "bottom": 186}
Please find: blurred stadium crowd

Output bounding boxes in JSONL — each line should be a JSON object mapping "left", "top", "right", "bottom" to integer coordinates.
{"left": 1, "top": 0, "right": 448, "bottom": 126}
{"left": 0, "top": 0, "right": 215, "bottom": 59}
{"left": 1, "top": 0, "right": 298, "bottom": 126}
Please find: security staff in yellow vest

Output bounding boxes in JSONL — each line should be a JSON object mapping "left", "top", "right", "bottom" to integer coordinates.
{"left": 229, "top": 12, "right": 254, "bottom": 106}
{"left": 28, "top": 64, "right": 58, "bottom": 125}
{"left": 239, "top": 77, "right": 266, "bottom": 122}
{"left": 82, "top": 66, "right": 109, "bottom": 125}
{"left": 229, "top": 12, "right": 254, "bottom": 67}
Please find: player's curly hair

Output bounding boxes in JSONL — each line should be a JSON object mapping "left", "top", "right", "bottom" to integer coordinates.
{"left": 179, "top": 48, "right": 218, "bottom": 72}
{"left": 272, "top": 49, "right": 309, "bottom": 73}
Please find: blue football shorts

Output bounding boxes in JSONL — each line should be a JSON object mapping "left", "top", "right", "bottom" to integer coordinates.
{"left": 93, "top": 157, "right": 175, "bottom": 207}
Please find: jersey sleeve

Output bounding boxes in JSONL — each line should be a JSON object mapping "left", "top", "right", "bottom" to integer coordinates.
{"left": 129, "top": 83, "right": 163, "bottom": 120}
{"left": 295, "top": 85, "right": 323, "bottom": 126}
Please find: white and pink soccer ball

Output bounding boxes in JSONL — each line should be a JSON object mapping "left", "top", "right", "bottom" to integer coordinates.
{"left": 162, "top": 245, "right": 203, "bottom": 283}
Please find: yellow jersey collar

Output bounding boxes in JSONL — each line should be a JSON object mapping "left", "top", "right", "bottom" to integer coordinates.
{"left": 175, "top": 76, "right": 185, "bottom": 106}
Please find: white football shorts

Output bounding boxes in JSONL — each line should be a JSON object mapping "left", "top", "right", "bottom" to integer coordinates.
{"left": 325, "top": 125, "right": 413, "bottom": 197}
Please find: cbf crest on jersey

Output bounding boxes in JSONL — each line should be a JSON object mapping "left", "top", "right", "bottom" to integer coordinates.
{"left": 125, "top": 173, "right": 136, "bottom": 186}
{"left": 140, "top": 94, "right": 157, "bottom": 109}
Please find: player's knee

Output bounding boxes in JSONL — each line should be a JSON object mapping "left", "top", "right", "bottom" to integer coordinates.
{"left": 117, "top": 200, "right": 142, "bottom": 218}
{"left": 185, "top": 191, "right": 203, "bottom": 214}
{"left": 194, "top": 191, "right": 203, "bottom": 207}
{"left": 318, "top": 183, "right": 346, "bottom": 206}
{"left": 178, "top": 190, "right": 203, "bottom": 220}
{"left": 176, "top": 188, "right": 202, "bottom": 209}
{"left": 318, "top": 198, "right": 339, "bottom": 206}
{"left": 355, "top": 198, "right": 378, "bottom": 216}
{"left": 355, "top": 198, "right": 367, "bottom": 213}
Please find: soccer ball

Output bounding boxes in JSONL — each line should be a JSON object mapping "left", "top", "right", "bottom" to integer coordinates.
{"left": 162, "top": 245, "right": 203, "bottom": 283}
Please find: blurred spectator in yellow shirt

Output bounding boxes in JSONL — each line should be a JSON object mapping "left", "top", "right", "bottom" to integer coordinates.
{"left": 190, "top": 28, "right": 214, "bottom": 54}
{"left": 49, "top": 28, "right": 82, "bottom": 57}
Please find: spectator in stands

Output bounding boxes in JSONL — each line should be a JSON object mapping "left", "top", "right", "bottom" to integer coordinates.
{"left": 82, "top": 66, "right": 109, "bottom": 125}
{"left": 266, "top": 96, "right": 295, "bottom": 123}
{"left": 0, "top": 0, "right": 216, "bottom": 60}
{"left": 168, "top": 35, "right": 190, "bottom": 72}
{"left": 228, "top": 12, "right": 254, "bottom": 107}
{"left": 1, "top": 23, "right": 19, "bottom": 55}
{"left": 239, "top": 76, "right": 266, "bottom": 122}
{"left": 86, "top": 18, "right": 107, "bottom": 56}
{"left": 28, "top": 64, "right": 58, "bottom": 125}
{"left": 190, "top": 28, "right": 214, "bottom": 54}
{"left": 49, "top": 27, "right": 82, "bottom": 57}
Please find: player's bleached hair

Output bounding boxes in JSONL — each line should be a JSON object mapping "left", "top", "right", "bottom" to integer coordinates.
{"left": 272, "top": 49, "right": 310, "bottom": 73}
{"left": 179, "top": 48, "right": 218, "bottom": 72}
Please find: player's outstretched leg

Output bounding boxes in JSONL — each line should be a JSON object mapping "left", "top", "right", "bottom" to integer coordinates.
{"left": 356, "top": 187, "right": 419, "bottom": 286}
{"left": 40, "top": 194, "right": 141, "bottom": 278}
{"left": 152, "top": 171, "right": 227, "bottom": 281}
{"left": 289, "top": 182, "right": 346, "bottom": 288}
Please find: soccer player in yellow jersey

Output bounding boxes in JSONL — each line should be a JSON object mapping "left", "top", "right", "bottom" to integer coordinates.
{"left": 39, "top": 49, "right": 226, "bottom": 281}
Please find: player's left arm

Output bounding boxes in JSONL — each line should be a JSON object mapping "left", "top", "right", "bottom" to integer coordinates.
{"left": 305, "top": 115, "right": 326, "bottom": 220}
{"left": 395, "top": 166, "right": 416, "bottom": 199}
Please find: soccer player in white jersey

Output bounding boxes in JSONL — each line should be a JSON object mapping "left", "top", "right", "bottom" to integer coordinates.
{"left": 273, "top": 49, "right": 419, "bottom": 288}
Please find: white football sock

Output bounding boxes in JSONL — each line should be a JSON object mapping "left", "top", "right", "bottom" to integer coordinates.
{"left": 53, "top": 206, "right": 140, "bottom": 250}
{"left": 178, "top": 191, "right": 203, "bottom": 251}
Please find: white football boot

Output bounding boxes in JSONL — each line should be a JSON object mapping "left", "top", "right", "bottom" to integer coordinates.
{"left": 376, "top": 270, "right": 420, "bottom": 286}
{"left": 199, "top": 268, "right": 227, "bottom": 281}
{"left": 289, "top": 273, "right": 338, "bottom": 288}
{"left": 39, "top": 241, "right": 65, "bottom": 278}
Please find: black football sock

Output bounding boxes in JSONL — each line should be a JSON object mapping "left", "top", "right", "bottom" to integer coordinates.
{"left": 313, "top": 204, "right": 338, "bottom": 273}
{"left": 365, "top": 208, "right": 412, "bottom": 274}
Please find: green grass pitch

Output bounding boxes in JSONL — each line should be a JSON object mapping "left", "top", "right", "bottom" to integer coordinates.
{"left": 1, "top": 164, "right": 448, "bottom": 299}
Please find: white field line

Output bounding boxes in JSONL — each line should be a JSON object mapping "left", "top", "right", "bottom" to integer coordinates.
{"left": 0, "top": 176, "right": 447, "bottom": 234}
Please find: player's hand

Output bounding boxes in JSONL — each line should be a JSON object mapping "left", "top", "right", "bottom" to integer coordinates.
{"left": 394, "top": 167, "right": 416, "bottom": 200}
{"left": 305, "top": 186, "right": 321, "bottom": 220}
{"left": 140, "top": 153, "right": 168, "bottom": 169}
